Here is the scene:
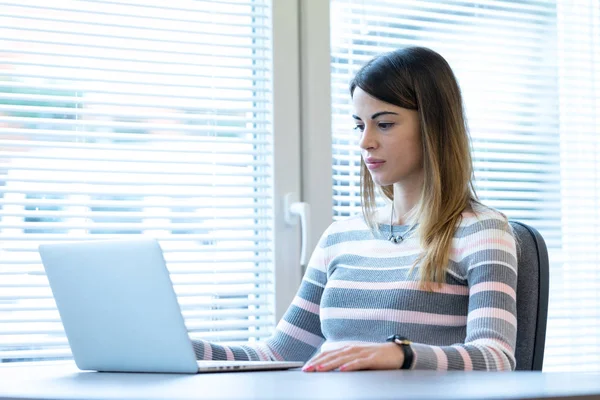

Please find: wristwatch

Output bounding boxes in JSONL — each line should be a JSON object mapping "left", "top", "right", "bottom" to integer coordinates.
{"left": 386, "top": 334, "right": 414, "bottom": 369}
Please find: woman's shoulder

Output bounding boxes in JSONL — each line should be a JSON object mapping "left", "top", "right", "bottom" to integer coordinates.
{"left": 313, "top": 213, "right": 370, "bottom": 248}
{"left": 459, "top": 202, "right": 509, "bottom": 227}
{"left": 323, "top": 213, "right": 369, "bottom": 236}
{"left": 456, "top": 202, "right": 514, "bottom": 242}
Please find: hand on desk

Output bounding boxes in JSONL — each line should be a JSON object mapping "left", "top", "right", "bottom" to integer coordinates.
{"left": 302, "top": 342, "right": 404, "bottom": 372}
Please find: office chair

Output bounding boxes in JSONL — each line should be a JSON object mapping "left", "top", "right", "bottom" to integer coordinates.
{"left": 509, "top": 221, "right": 549, "bottom": 371}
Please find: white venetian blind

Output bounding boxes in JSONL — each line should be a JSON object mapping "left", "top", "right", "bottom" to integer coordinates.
{"left": 0, "top": 0, "right": 274, "bottom": 363}
{"left": 330, "top": 0, "right": 600, "bottom": 371}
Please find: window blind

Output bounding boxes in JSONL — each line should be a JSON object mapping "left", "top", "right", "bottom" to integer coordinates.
{"left": 330, "top": 0, "right": 600, "bottom": 371}
{"left": 0, "top": 0, "right": 274, "bottom": 363}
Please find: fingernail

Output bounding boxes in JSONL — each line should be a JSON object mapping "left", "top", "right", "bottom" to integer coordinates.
{"left": 316, "top": 364, "right": 325, "bottom": 371}
{"left": 339, "top": 366, "right": 346, "bottom": 371}
{"left": 302, "top": 365, "right": 313, "bottom": 371}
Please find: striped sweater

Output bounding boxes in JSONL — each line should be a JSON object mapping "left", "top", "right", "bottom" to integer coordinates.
{"left": 192, "top": 206, "right": 518, "bottom": 371}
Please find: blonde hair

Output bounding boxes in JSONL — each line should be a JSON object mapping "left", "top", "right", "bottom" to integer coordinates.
{"left": 351, "top": 47, "right": 479, "bottom": 289}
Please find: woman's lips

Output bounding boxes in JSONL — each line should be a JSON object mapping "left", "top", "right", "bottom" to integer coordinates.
{"left": 366, "top": 160, "right": 385, "bottom": 170}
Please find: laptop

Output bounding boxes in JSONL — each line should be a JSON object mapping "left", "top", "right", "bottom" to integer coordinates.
{"left": 38, "top": 238, "right": 304, "bottom": 374}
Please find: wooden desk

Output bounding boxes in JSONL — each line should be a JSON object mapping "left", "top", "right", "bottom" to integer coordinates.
{"left": 1, "top": 363, "right": 600, "bottom": 399}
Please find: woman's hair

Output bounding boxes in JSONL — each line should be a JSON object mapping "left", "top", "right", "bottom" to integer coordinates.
{"left": 350, "top": 46, "right": 479, "bottom": 289}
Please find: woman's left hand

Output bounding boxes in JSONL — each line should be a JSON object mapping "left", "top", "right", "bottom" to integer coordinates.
{"left": 302, "top": 342, "right": 404, "bottom": 372}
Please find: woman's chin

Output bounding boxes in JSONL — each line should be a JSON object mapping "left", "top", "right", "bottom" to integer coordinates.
{"left": 371, "top": 173, "right": 394, "bottom": 187}
{"left": 374, "top": 179, "right": 394, "bottom": 187}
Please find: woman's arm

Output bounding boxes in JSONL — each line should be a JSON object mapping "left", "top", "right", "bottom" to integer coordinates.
{"left": 191, "top": 227, "right": 332, "bottom": 362}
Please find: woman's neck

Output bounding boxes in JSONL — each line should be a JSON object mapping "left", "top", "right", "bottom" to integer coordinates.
{"left": 390, "top": 178, "right": 422, "bottom": 225}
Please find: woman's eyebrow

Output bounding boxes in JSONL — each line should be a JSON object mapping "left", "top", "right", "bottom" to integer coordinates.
{"left": 352, "top": 111, "right": 399, "bottom": 121}
{"left": 371, "top": 111, "right": 398, "bottom": 119}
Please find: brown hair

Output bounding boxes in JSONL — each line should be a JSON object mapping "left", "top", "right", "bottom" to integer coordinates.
{"left": 350, "top": 47, "right": 479, "bottom": 289}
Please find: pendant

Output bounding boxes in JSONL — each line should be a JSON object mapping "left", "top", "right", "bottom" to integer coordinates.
{"left": 388, "top": 235, "right": 403, "bottom": 244}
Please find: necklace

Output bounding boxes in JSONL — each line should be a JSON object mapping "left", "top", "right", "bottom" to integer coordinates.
{"left": 388, "top": 206, "right": 413, "bottom": 244}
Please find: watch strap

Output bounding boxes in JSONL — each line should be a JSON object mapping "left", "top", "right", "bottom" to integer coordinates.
{"left": 386, "top": 334, "right": 414, "bottom": 369}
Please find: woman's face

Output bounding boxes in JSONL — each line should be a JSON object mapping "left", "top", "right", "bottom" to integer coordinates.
{"left": 352, "top": 87, "right": 424, "bottom": 187}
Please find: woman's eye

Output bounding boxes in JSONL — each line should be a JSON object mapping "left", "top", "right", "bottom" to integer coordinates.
{"left": 378, "top": 122, "right": 394, "bottom": 130}
{"left": 353, "top": 124, "right": 365, "bottom": 132}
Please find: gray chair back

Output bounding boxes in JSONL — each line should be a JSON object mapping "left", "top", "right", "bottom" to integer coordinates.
{"left": 510, "top": 221, "right": 549, "bottom": 371}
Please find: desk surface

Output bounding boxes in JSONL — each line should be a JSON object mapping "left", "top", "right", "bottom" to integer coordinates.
{"left": 1, "top": 363, "right": 600, "bottom": 400}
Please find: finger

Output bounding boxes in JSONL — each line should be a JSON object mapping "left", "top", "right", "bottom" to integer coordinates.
{"left": 303, "top": 355, "right": 328, "bottom": 371}
{"left": 303, "top": 355, "right": 339, "bottom": 372}
{"left": 303, "top": 347, "right": 353, "bottom": 371}
{"left": 306, "top": 349, "right": 350, "bottom": 367}
{"left": 302, "top": 356, "right": 327, "bottom": 371}
{"left": 316, "top": 353, "right": 360, "bottom": 372}
{"left": 304, "top": 349, "right": 339, "bottom": 369}
{"left": 339, "top": 358, "right": 368, "bottom": 372}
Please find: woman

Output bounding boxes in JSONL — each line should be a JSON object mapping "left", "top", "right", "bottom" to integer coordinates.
{"left": 193, "top": 46, "right": 517, "bottom": 371}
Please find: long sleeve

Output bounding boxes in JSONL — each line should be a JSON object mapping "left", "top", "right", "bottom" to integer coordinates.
{"left": 191, "top": 210, "right": 518, "bottom": 370}
{"left": 191, "top": 228, "right": 331, "bottom": 362}
{"left": 409, "top": 218, "right": 518, "bottom": 370}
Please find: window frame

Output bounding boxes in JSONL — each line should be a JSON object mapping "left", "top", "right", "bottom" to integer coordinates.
{"left": 297, "top": 0, "right": 334, "bottom": 251}
{"left": 271, "top": 0, "right": 305, "bottom": 320}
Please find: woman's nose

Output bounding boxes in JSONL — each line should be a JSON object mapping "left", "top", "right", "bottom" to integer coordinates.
{"left": 359, "top": 126, "right": 377, "bottom": 150}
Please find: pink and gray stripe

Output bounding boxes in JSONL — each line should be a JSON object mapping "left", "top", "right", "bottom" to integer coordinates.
{"left": 192, "top": 206, "right": 518, "bottom": 371}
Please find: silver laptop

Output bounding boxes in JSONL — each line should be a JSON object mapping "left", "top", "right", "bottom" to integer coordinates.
{"left": 38, "top": 238, "right": 304, "bottom": 374}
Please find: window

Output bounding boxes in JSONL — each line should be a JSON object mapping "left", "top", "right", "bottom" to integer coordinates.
{"left": 3, "top": 0, "right": 597, "bottom": 371}
{"left": 0, "top": 0, "right": 278, "bottom": 363}
{"left": 330, "top": 0, "right": 600, "bottom": 371}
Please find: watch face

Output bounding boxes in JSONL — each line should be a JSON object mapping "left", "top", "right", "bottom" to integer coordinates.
{"left": 387, "top": 334, "right": 408, "bottom": 342}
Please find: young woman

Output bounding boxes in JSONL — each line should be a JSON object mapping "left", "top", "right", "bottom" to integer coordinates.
{"left": 192, "top": 46, "right": 517, "bottom": 371}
